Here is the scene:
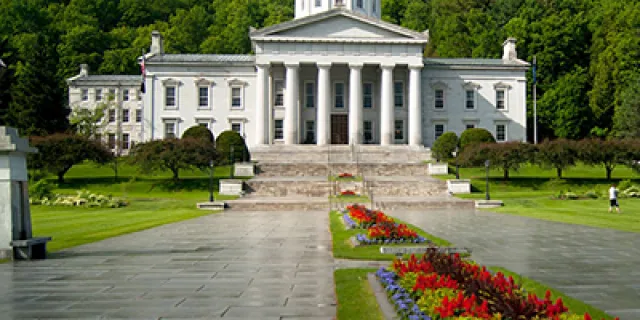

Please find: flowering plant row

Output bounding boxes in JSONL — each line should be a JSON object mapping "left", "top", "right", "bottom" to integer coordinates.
{"left": 346, "top": 204, "right": 394, "bottom": 228}
{"left": 340, "top": 190, "right": 357, "bottom": 196}
{"left": 377, "top": 249, "right": 619, "bottom": 320}
{"left": 344, "top": 205, "right": 428, "bottom": 245}
{"left": 338, "top": 172, "right": 354, "bottom": 178}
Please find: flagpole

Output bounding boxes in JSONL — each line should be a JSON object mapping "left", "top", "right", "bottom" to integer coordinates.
{"left": 140, "top": 49, "right": 145, "bottom": 143}
{"left": 533, "top": 56, "right": 537, "bottom": 145}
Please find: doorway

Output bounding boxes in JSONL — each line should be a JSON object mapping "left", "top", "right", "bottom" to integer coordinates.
{"left": 331, "top": 114, "right": 348, "bottom": 144}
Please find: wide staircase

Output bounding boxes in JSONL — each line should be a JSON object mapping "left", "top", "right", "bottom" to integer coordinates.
{"left": 226, "top": 145, "right": 474, "bottom": 211}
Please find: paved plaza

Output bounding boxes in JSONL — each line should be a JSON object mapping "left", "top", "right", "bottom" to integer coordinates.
{"left": 391, "top": 209, "right": 640, "bottom": 320}
{"left": 0, "top": 210, "right": 337, "bottom": 319}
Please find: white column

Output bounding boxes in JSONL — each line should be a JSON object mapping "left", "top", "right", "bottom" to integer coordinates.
{"left": 408, "top": 65, "right": 423, "bottom": 146}
{"left": 317, "top": 63, "right": 331, "bottom": 145}
{"left": 284, "top": 63, "right": 299, "bottom": 145}
{"left": 348, "top": 63, "right": 363, "bottom": 145}
{"left": 380, "top": 64, "right": 394, "bottom": 145}
{"left": 254, "top": 63, "right": 269, "bottom": 145}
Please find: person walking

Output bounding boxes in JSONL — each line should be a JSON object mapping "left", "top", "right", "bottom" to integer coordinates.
{"left": 609, "top": 184, "right": 621, "bottom": 213}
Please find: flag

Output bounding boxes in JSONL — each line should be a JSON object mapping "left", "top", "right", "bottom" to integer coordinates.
{"left": 139, "top": 55, "right": 146, "bottom": 93}
{"left": 532, "top": 56, "right": 537, "bottom": 85}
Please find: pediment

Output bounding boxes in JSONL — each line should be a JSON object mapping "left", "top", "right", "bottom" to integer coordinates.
{"left": 251, "top": 9, "right": 428, "bottom": 42}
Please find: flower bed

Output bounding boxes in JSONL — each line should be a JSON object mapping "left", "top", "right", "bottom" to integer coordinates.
{"left": 344, "top": 205, "right": 429, "bottom": 245}
{"left": 30, "top": 189, "right": 128, "bottom": 208}
{"left": 376, "top": 249, "right": 618, "bottom": 320}
{"left": 339, "top": 172, "right": 354, "bottom": 178}
{"left": 340, "top": 190, "right": 358, "bottom": 196}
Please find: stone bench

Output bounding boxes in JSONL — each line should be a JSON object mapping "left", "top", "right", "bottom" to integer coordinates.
{"left": 11, "top": 237, "right": 52, "bottom": 260}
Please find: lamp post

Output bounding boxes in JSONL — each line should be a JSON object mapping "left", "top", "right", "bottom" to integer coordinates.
{"left": 230, "top": 145, "right": 235, "bottom": 179}
{"left": 485, "top": 160, "right": 490, "bottom": 200}
{"left": 452, "top": 147, "right": 460, "bottom": 179}
{"left": 208, "top": 159, "right": 215, "bottom": 202}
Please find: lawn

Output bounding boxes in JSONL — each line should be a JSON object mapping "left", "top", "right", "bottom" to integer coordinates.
{"left": 438, "top": 163, "right": 640, "bottom": 233}
{"left": 329, "top": 211, "right": 451, "bottom": 261}
{"left": 335, "top": 268, "right": 384, "bottom": 320}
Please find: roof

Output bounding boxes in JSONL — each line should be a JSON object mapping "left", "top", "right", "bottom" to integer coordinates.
{"left": 424, "top": 58, "right": 530, "bottom": 68}
{"left": 250, "top": 8, "right": 428, "bottom": 43}
{"left": 146, "top": 54, "right": 255, "bottom": 65}
{"left": 67, "top": 74, "right": 141, "bottom": 85}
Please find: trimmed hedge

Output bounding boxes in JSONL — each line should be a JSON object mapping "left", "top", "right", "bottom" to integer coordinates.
{"left": 216, "top": 130, "right": 250, "bottom": 164}
{"left": 182, "top": 125, "right": 214, "bottom": 143}
{"left": 460, "top": 128, "right": 496, "bottom": 150}
{"left": 432, "top": 132, "right": 459, "bottom": 162}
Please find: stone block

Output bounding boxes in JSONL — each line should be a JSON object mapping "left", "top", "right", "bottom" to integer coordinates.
{"left": 428, "top": 162, "right": 449, "bottom": 175}
{"left": 475, "top": 199, "right": 504, "bottom": 208}
{"left": 234, "top": 163, "right": 255, "bottom": 177}
{"left": 219, "top": 179, "right": 244, "bottom": 196}
{"left": 447, "top": 179, "right": 471, "bottom": 194}
{"left": 196, "top": 202, "right": 226, "bottom": 210}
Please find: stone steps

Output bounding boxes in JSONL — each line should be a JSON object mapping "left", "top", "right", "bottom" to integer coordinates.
{"left": 250, "top": 145, "right": 432, "bottom": 164}
{"left": 226, "top": 196, "right": 474, "bottom": 211}
{"left": 256, "top": 163, "right": 429, "bottom": 177}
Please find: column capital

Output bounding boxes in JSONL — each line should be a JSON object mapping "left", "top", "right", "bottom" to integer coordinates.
{"left": 380, "top": 63, "right": 395, "bottom": 70}
{"left": 317, "top": 62, "right": 332, "bottom": 68}
{"left": 284, "top": 62, "right": 300, "bottom": 69}
{"left": 256, "top": 63, "right": 271, "bottom": 69}
{"left": 348, "top": 63, "right": 364, "bottom": 69}
{"left": 409, "top": 64, "right": 424, "bottom": 70}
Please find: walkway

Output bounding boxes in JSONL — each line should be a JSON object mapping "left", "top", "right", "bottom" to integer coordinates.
{"left": 0, "top": 210, "right": 337, "bottom": 319}
{"left": 390, "top": 209, "right": 640, "bottom": 320}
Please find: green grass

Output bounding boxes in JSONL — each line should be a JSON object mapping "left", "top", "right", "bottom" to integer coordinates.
{"left": 438, "top": 164, "right": 640, "bottom": 233}
{"left": 0, "top": 258, "right": 10, "bottom": 264}
{"left": 330, "top": 195, "right": 370, "bottom": 203}
{"left": 491, "top": 267, "right": 616, "bottom": 320}
{"left": 330, "top": 211, "right": 451, "bottom": 261}
{"left": 335, "top": 268, "right": 384, "bottom": 320}
{"left": 32, "top": 199, "right": 218, "bottom": 252}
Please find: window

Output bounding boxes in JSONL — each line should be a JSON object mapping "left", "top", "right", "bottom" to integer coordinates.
{"left": 136, "top": 90, "right": 142, "bottom": 101}
{"left": 304, "top": 82, "right": 315, "bottom": 108}
{"left": 164, "top": 122, "right": 176, "bottom": 139}
{"left": 108, "top": 109, "right": 116, "bottom": 123}
{"left": 356, "top": 0, "right": 363, "bottom": 8}
{"left": 108, "top": 134, "right": 116, "bottom": 149}
{"left": 305, "top": 120, "right": 315, "bottom": 143}
{"left": 231, "top": 87, "right": 242, "bottom": 108}
{"left": 165, "top": 86, "right": 176, "bottom": 108}
{"left": 496, "top": 124, "right": 506, "bottom": 141}
{"left": 465, "top": 124, "right": 475, "bottom": 130}
{"left": 274, "top": 119, "right": 284, "bottom": 140}
{"left": 122, "top": 109, "right": 129, "bottom": 123}
{"left": 334, "top": 82, "right": 345, "bottom": 108}
{"left": 363, "top": 83, "right": 373, "bottom": 109}
{"left": 394, "top": 81, "right": 404, "bottom": 108}
{"left": 136, "top": 109, "right": 142, "bottom": 123}
{"left": 95, "top": 133, "right": 102, "bottom": 142}
{"left": 197, "top": 121, "right": 209, "bottom": 129}
{"left": 466, "top": 90, "right": 475, "bottom": 109}
{"left": 231, "top": 122, "right": 242, "bottom": 135}
{"left": 96, "top": 89, "right": 103, "bottom": 102}
{"left": 364, "top": 120, "right": 373, "bottom": 143}
{"left": 435, "top": 89, "right": 444, "bottom": 109}
{"left": 274, "top": 80, "right": 284, "bottom": 107}
{"left": 81, "top": 89, "right": 88, "bottom": 101}
{"left": 435, "top": 124, "right": 445, "bottom": 140}
{"left": 394, "top": 120, "right": 404, "bottom": 140}
{"left": 121, "top": 133, "right": 130, "bottom": 150}
{"left": 496, "top": 90, "right": 505, "bottom": 110}
{"left": 198, "top": 87, "right": 209, "bottom": 109}
{"left": 315, "top": 0, "right": 321, "bottom": 7}
{"left": 123, "top": 89, "right": 130, "bottom": 101}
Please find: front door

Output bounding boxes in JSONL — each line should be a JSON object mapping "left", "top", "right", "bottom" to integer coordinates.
{"left": 331, "top": 114, "right": 348, "bottom": 144}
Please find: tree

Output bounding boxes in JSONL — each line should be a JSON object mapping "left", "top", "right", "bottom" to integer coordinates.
{"left": 576, "top": 138, "right": 631, "bottom": 180}
{"left": 182, "top": 125, "right": 214, "bottom": 143}
{"left": 535, "top": 139, "right": 577, "bottom": 178}
{"left": 215, "top": 130, "right": 250, "bottom": 164}
{"left": 461, "top": 142, "right": 534, "bottom": 180}
{"left": 129, "top": 138, "right": 217, "bottom": 181}
{"left": 28, "top": 134, "right": 113, "bottom": 183}
{"left": 69, "top": 104, "right": 107, "bottom": 139}
{"left": 459, "top": 128, "right": 495, "bottom": 150}
{"left": 612, "top": 75, "right": 640, "bottom": 138}
{"left": 431, "top": 132, "right": 458, "bottom": 162}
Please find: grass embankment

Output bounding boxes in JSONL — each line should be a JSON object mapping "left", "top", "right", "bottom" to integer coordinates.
{"left": 335, "top": 268, "right": 385, "bottom": 320}
{"left": 329, "top": 211, "right": 451, "bottom": 261}
{"left": 28, "top": 161, "right": 243, "bottom": 251}
{"left": 330, "top": 195, "right": 370, "bottom": 203}
{"left": 439, "top": 164, "right": 640, "bottom": 233}
{"left": 491, "top": 267, "right": 616, "bottom": 320}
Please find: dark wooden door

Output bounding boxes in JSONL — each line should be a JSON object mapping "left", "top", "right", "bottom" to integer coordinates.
{"left": 331, "top": 114, "right": 348, "bottom": 144}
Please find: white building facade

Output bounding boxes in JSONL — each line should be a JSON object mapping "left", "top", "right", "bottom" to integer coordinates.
{"left": 69, "top": 0, "right": 529, "bottom": 151}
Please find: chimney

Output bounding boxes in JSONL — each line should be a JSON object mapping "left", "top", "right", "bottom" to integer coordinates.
{"left": 502, "top": 37, "right": 517, "bottom": 60}
{"left": 150, "top": 30, "right": 164, "bottom": 55}
{"left": 79, "top": 64, "right": 89, "bottom": 77}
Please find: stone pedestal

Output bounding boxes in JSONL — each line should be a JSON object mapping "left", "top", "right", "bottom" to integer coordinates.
{"left": 220, "top": 179, "right": 244, "bottom": 196}
{"left": 234, "top": 162, "right": 255, "bottom": 177}
{"left": 447, "top": 179, "right": 471, "bottom": 194}
{"left": 0, "top": 126, "right": 50, "bottom": 260}
{"left": 475, "top": 200, "right": 504, "bottom": 208}
{"left": 428, "top": 162, "right": 449, "bottom": 175}
{"left": 196, "top": 202, "right": 226, "bottom": 210}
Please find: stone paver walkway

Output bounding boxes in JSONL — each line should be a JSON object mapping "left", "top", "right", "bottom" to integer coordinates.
{"left": 390, "top": 209, "right": 640, "bottom": 320}
{"left": 0, "top": 210, "right": 337, "bottom": 319}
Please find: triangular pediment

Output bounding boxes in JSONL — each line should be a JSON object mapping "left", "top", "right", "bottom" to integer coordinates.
{"left": 250, "top": 9, "right": 427, "bottom": 42}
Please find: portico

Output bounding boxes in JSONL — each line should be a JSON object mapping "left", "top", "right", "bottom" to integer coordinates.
{"left": 250, "top": 8, "right": 429, "bottom": 147}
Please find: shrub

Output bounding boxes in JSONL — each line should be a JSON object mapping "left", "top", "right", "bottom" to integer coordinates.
{"left": 216, "top": 130, "right": 250, "bottom": 164}
{"left": 460, "top": 142, "right": 534, "bottom": 180}
{"left": 576, "top": 138, "right": 632, "bottom": 180}
{"left": 536, "top": 139, "right": 577, "bottom": 178}
{"left": 431, "top": 132, "right": 459, "bottom": 162}
{"left": 129, "top": 138, "right": 217, "bottom": 180}
{"left": 181, "top": 125, "right": 214, "bottom": 143}
{"left": 617, "top": 179, "right": 633, "bottom": 191}
{"left": 30, "top": 190, "right": 127, "bottom": 208}
{"left": 28, "top": 179, "right": 55, "bottom": 200}
{"left": 459, "top": 128, "right": 495, "bottom": 150}
{"left": 584, "top": 190, "right": 600, "bottom": 199}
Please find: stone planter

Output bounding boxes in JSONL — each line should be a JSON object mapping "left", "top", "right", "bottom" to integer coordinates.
{"left": 447, "top": 179, "right": 471, "bottom": 194}
{"left": 219, "top": 179, "right": 244, "bottom": 196}
{"left": 428, "top": 162, "right": 449, "bottom": 175}
{"left": 234, "top": 162, "right": 255, "bottom": 177}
